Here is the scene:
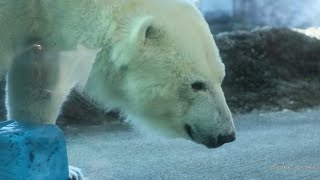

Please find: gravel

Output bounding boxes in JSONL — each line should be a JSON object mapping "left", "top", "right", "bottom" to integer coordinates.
{"left": 64, "top": 108, "right": 320, "bottom": 180}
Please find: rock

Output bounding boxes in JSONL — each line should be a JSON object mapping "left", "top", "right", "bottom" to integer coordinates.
{"left": 57, "top": 86, "right": 123, "bottom": 126}
{"left": 0, "top": 120, "right": 68, "bottom": 180}
{"left": 216, "top": 27, "right": 320, "bottom": 112}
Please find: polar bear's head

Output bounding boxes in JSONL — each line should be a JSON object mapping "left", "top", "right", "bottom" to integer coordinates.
{"left": 85, "top": 0, "right": 235, "bottom": 148}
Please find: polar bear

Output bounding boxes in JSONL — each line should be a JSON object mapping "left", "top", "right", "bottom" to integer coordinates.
{"left": 0, "top": 0, "right": 236, "bottom": 179}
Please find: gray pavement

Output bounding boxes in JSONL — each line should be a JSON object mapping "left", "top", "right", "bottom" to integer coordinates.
{"left": 65, "top": 109, "right": 320, "bottom": 180}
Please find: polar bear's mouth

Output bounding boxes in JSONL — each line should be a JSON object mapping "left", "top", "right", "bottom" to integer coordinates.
{"left": 184, "top": 124, "right": 194, "bottom": 140}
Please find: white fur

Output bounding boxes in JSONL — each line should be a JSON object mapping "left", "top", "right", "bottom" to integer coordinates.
{"left": 0, "top": 0, "right": 235, "bottom": 164}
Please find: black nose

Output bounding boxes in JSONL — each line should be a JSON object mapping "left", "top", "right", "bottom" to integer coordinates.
{"left": 205, "top": 132, "right": 236, "bottom": 149}
{"left": 217, "top": 132, "right": 236, "bottom": 145}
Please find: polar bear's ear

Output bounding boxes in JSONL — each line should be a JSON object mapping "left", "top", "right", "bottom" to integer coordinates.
{"left": 129, "top": 16, "right": 154, "bottom": 48}
{"left": 111, "top": 16, "right": 154, "bottom": 69}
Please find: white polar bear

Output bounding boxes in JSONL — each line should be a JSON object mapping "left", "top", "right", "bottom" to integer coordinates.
{"left": 0, "top": 0, "right": 236, "bottom": 179}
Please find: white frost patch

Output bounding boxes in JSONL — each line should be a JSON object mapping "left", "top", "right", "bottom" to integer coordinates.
{"left": 293, "top": 27, "right": 320, "bottom": 40}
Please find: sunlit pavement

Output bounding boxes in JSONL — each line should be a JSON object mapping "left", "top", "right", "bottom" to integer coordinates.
{"left": 65, "top": 108, "right": 320, "bottom": 180}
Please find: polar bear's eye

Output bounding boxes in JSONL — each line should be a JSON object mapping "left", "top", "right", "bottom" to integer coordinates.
{"left": 191, "top": 82, "right": 206, "bottom": 91}
{"left": 145, "top": 26, "right": 153, "bottom": 38}
{"left": 145, "top": 26, "right": 160, "bottom": 39}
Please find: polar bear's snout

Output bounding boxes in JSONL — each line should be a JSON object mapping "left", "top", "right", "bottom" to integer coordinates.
{"left": 182, "top": 85, "right": 236, "bottom": 148}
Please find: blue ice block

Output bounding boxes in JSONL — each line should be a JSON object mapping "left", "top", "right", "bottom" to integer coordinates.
{"left": 0, "top": 120, "right": 68, "bottom": 180}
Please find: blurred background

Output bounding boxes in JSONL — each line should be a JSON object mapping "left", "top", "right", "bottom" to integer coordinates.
{"left": 196, "top": 0, "right": 320, "bottom": 114}
{"left": 200, "top": 0, "right": 320, "bottom": 34}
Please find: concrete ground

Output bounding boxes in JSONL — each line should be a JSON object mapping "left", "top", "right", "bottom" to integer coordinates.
{"left": 64, "top": 108, "right": 320, "bottom": 180}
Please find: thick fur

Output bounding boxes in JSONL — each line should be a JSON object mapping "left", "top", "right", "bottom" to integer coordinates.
{"left": 0, "top": 0, "right": 235, "bottom": 148}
